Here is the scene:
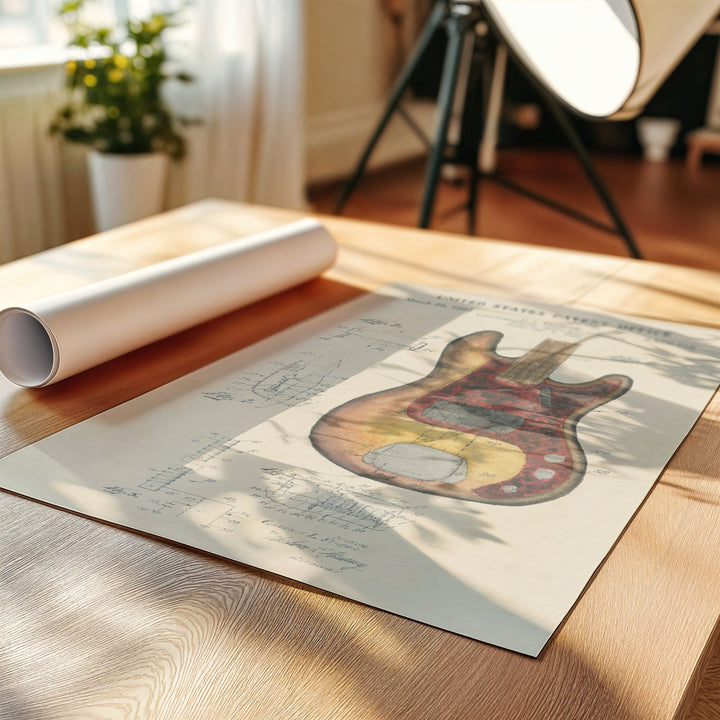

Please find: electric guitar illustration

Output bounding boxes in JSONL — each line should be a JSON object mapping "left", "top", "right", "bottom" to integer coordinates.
{"left": 310, "top": 331, "right": 631, "bottom": 505}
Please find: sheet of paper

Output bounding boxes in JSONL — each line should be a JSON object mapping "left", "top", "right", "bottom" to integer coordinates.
{"left": 1, "top": 286, "right": 718, "bottom": 656}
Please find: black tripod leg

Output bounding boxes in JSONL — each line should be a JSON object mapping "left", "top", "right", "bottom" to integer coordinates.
{"left": 467, "top": 162, "right": 480, "bottom": 234}
{"left": 335, "top": 0, "right": 447, "bottom": 214}
{"left": 461, "top": 37, "right": 500, "bottom": 235}
{"left": 418, "top": 10, "right": 472, "bottom": 228}
{"left": 541, "top": 91, "right": 643, "bottom": 259}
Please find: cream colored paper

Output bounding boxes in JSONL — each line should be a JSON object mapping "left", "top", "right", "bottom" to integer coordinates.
{"left": 0, "top": 287, "right": 718, "bottom": 656}
{"left": 0, "top": 218, "right": 336, "bottom": 387}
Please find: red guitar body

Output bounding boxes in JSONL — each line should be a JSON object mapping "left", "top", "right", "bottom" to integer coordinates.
{"left": 310, "top": 331, "right": 631, "bottom": 505}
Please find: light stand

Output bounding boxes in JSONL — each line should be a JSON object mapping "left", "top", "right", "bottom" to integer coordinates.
{"left": 335, "top": 0, "right": 642, "bottom": 258}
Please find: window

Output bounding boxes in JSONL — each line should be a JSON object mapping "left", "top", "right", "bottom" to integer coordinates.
{"left": 0, "top": 0, "right": 56, "bottom": 47}
{"left": 0, "top": 1, "right": 180, "bottom": 68}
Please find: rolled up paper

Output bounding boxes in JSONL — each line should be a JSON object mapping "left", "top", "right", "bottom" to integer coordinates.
{"left": 0, "top": 218, "right": 337, "bottom": 387}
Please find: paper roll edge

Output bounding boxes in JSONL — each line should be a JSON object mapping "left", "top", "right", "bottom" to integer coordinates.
{"left": 0, "top": 307, "right": 60, "bottom": 388}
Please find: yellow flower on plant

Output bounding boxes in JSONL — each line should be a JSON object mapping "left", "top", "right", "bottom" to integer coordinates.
{"left": 147, "top": 16, "right": 164, "bottom": 33}
{"left": 113, "top": 55, "right": 129, "bottom": 69}
{"left": 83, "top": 75, "right": 98, "bottom": 88}
{"left": 66, "top": 60, "right": 77, "bottom": 73}
{"left": 84, "top": 59, "right": 96, "bottom": 69}
{"left": 108, "top": 68, "right": 124, "bottom": 83}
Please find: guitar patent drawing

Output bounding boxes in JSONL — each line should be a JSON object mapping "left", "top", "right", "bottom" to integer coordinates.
{"left": 310, "top": 331, "right": 632, "bottom": 505}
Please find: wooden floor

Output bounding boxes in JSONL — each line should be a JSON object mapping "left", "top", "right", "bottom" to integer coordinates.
{"left": 311, "top": 147, "right": 720, "bottom": 720}
{"left": 309, "top": 148, "right": 720, "bottom": 273}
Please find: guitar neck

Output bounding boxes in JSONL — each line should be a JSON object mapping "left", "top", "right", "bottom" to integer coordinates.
{"left": 498, "top": 339, "right": 579, "bottom": 385}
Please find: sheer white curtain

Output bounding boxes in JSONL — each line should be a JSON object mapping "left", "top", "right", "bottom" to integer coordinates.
{"left": 0, "top": 0, "right": 306, "bottom": 263}
{"left": 0, "top": 67, "right": 69, "bottom": 264}
{"left": 168, "top": 0, "right": 307, "bottom": 211}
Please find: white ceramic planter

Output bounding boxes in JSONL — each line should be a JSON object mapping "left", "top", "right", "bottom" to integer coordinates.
{"left": 636, "top": 117, "right": 681, "bottom": 162}
{"left": 87, "top": 151, "right": 169, "bottom": 232}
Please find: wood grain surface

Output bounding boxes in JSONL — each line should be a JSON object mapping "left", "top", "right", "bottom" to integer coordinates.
{"left": 0, "top": 199, "right": 718, "bottom": 720}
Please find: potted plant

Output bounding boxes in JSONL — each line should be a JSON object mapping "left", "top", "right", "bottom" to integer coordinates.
{"left": 49, "top": 0, "right": 194, "bottom": 231}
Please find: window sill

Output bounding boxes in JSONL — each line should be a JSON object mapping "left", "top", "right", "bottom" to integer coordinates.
{"left": 0, "top": 44, "right": 106, "bottom": 74}
{"left": 0, "top": 45, "right": 71, "bottom": 73}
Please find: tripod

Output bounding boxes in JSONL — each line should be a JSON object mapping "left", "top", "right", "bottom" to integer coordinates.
{"left": 335, "top": 0, "right": 642, "bottom": 259}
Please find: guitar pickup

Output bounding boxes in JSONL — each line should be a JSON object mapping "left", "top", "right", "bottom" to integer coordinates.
{"left": 418, "top": 400, "right": 525, "bottom": 434}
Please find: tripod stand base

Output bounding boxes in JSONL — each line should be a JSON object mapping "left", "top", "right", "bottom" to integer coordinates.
{"left": 336, "top": 0, "right": 642, "bottom": 260}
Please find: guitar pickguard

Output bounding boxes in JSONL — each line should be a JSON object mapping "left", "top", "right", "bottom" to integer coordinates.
{"left": 310, "top": 331, "right": 631, "bottom": 505}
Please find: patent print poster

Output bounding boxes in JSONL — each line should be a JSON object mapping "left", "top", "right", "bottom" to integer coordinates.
{"left": 1, "top": 287, "right": 718, "bottom": 656}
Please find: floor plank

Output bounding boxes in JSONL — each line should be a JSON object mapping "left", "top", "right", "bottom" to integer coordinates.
{"left": 309, "top": 148, "right": 720, "bottom": 272}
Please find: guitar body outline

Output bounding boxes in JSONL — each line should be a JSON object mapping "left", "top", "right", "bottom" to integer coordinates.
{"left": 310, "top": 331, "right": 632, "bottom": 505}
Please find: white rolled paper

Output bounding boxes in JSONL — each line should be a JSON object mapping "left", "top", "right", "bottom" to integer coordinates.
{"left": 0, "top": 218, "right": 337, "bottom": 388}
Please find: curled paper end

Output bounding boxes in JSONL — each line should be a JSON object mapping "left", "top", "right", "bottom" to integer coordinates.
{"left": 0, "top": 308, "right": 58, "bottom": 387}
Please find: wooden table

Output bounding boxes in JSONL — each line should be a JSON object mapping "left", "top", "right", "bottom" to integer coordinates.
{"left": 0, "top": 199, "right": 718, "bottom": 720}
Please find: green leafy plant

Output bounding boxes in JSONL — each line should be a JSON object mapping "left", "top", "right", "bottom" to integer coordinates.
{"left": 49, "top": 0, "right": 194, "bottom": 158}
